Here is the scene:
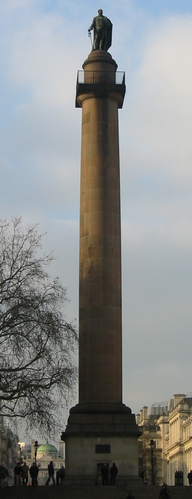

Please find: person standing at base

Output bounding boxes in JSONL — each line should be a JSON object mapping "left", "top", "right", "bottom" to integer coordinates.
{"left": 45, "top": 461, "right": 55, "bottom": 485}
{"left": 187, "top": 470, "right": 192, "bottom": 485}
{"left": 159, "top": 482, "right": 171, "bottom": 499}
{"left": 59, "top": 465, "right": 65, "bottom": 484}
{"left": 126, "top": 492, "right": 135, "bottom": 499}
{"left": 56, "top": 468, "right": 60, "bottom": 485}
{"left": 21, "top": 461, "right": 29, "bottom": 485}
{"left": 56, "top": 465, "right": 65, "bottom": 485}
{"left": 101, "top": 463, "right": 109, "bottom": 485}
{"left": 29, "top": 462, "right": 39, "bottom": 486}
{"left": 110, "top": 462, "right": 118, "bottom": 485}
{"left": 0, "top": 464, "right": 9, "bottom": 488}
{"left": 14, "top": 462, "right": 22, "bottom": 486}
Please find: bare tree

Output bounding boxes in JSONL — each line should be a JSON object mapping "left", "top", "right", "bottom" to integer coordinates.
{"left": 0, "top": 217, "right": 78, "bottom": 435}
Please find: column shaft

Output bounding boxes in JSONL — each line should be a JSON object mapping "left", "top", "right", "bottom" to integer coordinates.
{"left": 79, "top": 91, "right": 122, "bottom": 403}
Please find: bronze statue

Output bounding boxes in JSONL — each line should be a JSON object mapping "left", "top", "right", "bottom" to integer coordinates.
{"left": 88, "top": 9, "right": 112, "bottom": 51}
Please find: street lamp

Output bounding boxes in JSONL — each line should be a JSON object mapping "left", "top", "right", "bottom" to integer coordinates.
{"left": 150, "top": 439, "right": 155, "bottom": 485}
{"left": 34, "top": 441, "right": 38, "bottom": 464}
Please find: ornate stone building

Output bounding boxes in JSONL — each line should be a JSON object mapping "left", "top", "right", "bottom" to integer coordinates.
{"left": 138, "top": 394, "right": 192, "bottom": 486}
{"left": 165, "top": 394, "right": 192, "bottom": 485}
{"left": 137, "top": 405, "right": 165, "bottom": 485}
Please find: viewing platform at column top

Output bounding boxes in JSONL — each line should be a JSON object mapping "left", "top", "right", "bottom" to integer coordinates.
{"left": 75, "top": 70, "right": 126, "bottom": 108}
{"left": 75, "top": 50, "right": 126, "bottom": 108}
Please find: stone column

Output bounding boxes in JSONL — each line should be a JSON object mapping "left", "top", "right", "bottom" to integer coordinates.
{"left": 63, "top": 50, "right": 141, "bottom": 485}
{"left": 79, "top": 50, "right": 122, "bottom": 404}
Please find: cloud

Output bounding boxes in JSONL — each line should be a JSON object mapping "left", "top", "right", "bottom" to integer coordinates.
{"left": 121, "top": 14, "right": 192, "bottom": 181}
{"left": 119, "top": 13, "right": 192, "bottom": 413}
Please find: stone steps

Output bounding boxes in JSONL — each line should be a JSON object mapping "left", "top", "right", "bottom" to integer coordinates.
{"left": 0, "top": 484, "right": 190, "bottom": 499}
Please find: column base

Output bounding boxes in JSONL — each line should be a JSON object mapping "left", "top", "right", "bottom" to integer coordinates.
{"left": 62, "top": 403, "right": 141, "bottom": 484}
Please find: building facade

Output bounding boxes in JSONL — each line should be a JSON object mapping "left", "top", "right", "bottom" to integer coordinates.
{"left": 138, "top": 394, "right": 192, "bottom": 486}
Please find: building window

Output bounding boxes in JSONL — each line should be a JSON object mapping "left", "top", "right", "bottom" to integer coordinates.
{"left": 95, "top": 445, "right": 111, "bottom": 454}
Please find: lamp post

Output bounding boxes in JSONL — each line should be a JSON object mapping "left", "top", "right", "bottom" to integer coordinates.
{"left": 150, "top": 439, "right": 155, "bottom": 485}
{"left": 34, "top": 441, "right": 38, "bottom": 465}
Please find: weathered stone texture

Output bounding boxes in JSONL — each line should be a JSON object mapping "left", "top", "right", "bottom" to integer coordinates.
{"left": 79, "top": 52, "right": 122, "bottom": 404}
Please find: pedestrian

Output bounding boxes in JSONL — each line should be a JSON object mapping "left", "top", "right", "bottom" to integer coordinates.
{"left": 45, "top": 461, "right": 55, "bottom": 486}
{"left": 0, "top": 464, "right": 9, "bottom": 488}
{"left": 126, "top": 493, "right": 135, "bottom": 499}
{"left": 101, "top": 463, "right": 109, "bottom": 485}
{"left": 56, "top": 468, "right": 60, "bottom": 485}
{"left": 188, "top": 470, "right": 192, "bottom": 486}
{"left": 29, "top": 462, "right": 39, "bottom": 486}
{"left": 110, "top": 462, "right": 118, "bottom": 485}
{"left": 14, "top": 461, "right": 22, "bottom": 486}
{"left": 139, "top": 470, "right": 144, "bottom": 483}
{"left": 159, "top": 482, "right": 171, "bottom": 499}
{"left": 59, "top": 465, "right": 65, "bottom": 484}
{"left": 21, "top": 461, "right": 29, "bottom": 485}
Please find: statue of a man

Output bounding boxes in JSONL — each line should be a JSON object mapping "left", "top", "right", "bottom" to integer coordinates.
{"left": 88, "top": 9, "right": 112, "bottom": 52}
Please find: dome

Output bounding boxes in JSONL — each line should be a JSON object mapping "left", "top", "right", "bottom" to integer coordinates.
{"left": 37, "top": 443, "right": 58, "bottom": 455}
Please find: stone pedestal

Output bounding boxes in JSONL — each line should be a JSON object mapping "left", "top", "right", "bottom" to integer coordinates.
{"left": 64, "top": 403, "right": 140, "bottom": 485}
{"left": 63, "top": 50, "right": 141, "bottom": 484}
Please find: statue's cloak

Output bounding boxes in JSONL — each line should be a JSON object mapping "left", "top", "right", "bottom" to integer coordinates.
{"left": 92, "top": 16, "right": 113, "bottom": 51}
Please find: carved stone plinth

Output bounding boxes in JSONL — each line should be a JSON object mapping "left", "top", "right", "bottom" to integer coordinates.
{"left": 63, "top": 403, "right": 141, "bottom": 484}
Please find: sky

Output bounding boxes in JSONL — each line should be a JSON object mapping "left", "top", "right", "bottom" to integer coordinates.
{"left": 1, "top": 0, "right": 192, "bottom": 443}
